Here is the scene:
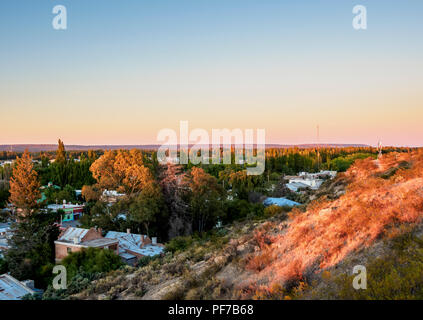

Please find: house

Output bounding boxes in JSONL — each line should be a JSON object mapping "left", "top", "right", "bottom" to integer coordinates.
{"left": 0, "top": 222, "right": 12, "bottom": 254}
{"left": 0, "top": 274, "right": 36, "bottom": 300}
{"left": 318, "top": 170, "right": 337, "bottom": 179}
{"left": 54, "top": 227, "right": 119, "bottom": 262}
{"left": 0, "top": 160, "right": 13, "bottom": 167}
{"left": 288, "top": 177, "right": 324, "bottom": 190}
{"left": 263, "top": 197, "right": 301, "bottom": 207}
{"left": 47, "top": 202, "right": 85, "bottom": 222}
{"left": 286, "top": 181, "right": 311, "bottom": 192}
{"left": 105, "top": 230, "right": 164, "bottom": 266}
{"left": 101, "top": 190, "right": 126, "bottom": 203}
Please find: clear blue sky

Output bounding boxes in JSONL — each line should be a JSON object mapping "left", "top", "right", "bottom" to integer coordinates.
{"left": 1, "top": 1, "right": 422, "bottom": 146}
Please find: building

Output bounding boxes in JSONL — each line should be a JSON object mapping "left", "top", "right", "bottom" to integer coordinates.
{"left": 0, "top": 160, "right": 13, "bottom": 167}
{"left": 286, "top": 181, "right": 312, "bottom": 192}
{"left": 105, "top": 230, "right": 164, "bottom": 266}
{"left": 0, "top": 222, "right": 12, "bottom": 255}
{"left": 285, "top": 170, "right": 337, "bottom": 193}
{"left": 289, "top": 177, "right": 323, "bottom": 189}
{"left": 54, "top": 227, "right": 119, "bottom": 262}
{"left": 0, "top": 274, "right": 35, "bottom": 300}
{"left": 263, "top": 197, "right": 301, "bottom": 207}
{"left": 47, "top": 202, "right": 85, "bottom": 222}
{"left": 101, "top": 190, "right": 126, "bottom": 204}
{"left": 317, "top": 170, "right": 337, "bottom": 179}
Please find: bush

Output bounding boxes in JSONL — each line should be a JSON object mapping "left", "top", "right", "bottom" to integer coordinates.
{"left": 62, "top": 247, "right": 123, "bottom": 281}
{"left": 165, "top": 236, "right": 194, "bottom": 253}
{"left": 0, "top": 257, "right": 8, "bottom": 273}
{"left": 137, "top": 255, "right": 158, "bottom": 268}
{"left": 263, "top": 205, "right": 289, "bottom": 219}
{"left": 316, "top": 232, "right": 423, "bottom": 300}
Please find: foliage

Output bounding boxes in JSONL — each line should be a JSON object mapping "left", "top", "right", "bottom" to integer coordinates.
{"left": 327, "top": 153, "right": 375, "bottom": 172}
{"left": 165, "top": 235, "right": 194, "bottom": 253}
{"left": 263, "top": 205, "right": 290, "bottom": 219}
{"left": 61, "top": 247, "right": 123, "bottom": 281}
{"left": 42, "top": 271, "right": 103, "bottom": 300}
{"left": 246, "top": 151, "right": 423, "bottom": 291}
{"left": 221, "top": 199, "right": 264, "bottom": 224}
{"left": 137, "top": 255, "right": 158, "bottom": 268}
{"left": 0, "top": 188, "right": 10, "bottom": 208}
{"left": 0, "top": 256, "right": 8, "bottom": 274}
{"left": 186, "top": 167, "right": 225, "bottom": 233}
{"left": 4, "top": 211, "right": 60, "bottom": 288}
{"left": 129, "top": 182, "right": 167, "bottom": 236}
{"left": 90, "top": 149, "right": 154, "bottom": 196}
{"left": 313, "top": 232, "right": 423, "bottom": 300}
{"left": 43, "top": 184, "right": 76, "bottom": 204}
{"left": 9, "top": 150, "right": 41, "bottom": 214}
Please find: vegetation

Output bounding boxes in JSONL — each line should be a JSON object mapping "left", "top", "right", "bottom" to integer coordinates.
{"left": 4, "top": 211, "right": 60, "bottom": 288}
{"left": 61, "top": 247, "right": 123, "bottom": 281}
{"left": 8, "top": 150, "right": 41, "bottom": 215}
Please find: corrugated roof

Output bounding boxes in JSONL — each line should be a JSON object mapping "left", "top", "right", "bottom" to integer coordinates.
{"left": 119, "top": 252, "right": 137, "bottom": 260}
{"left": 82, "top": 238, "right": 118, "bottom": 248}
{"left": 263, "top": 197, "right": 301, "bottom": 207}
{"left": 59, "top": 227, "right": 89, "bottom": 242}
{"left": 138, "top": 244, "right": 164, "bottom": 256}
{"left": 105, "top": 231, "right": 164, "bottom": 257}
{"left": 0, "top": 274, "right": 35, "bottom": 300}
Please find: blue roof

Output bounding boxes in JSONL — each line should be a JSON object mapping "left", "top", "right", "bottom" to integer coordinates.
{"left": 263, "top": 197, "right": 301, "bottom": 207}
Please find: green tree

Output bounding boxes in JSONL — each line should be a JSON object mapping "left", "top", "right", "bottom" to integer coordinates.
{"left": 5, "top": 211, "right": 60, "bottom": 288}
{"left": 129, "top": 182, "right": 166, "bottom": 236}
{"left": 186, "top": 167, "right": 224, "bottom": 233}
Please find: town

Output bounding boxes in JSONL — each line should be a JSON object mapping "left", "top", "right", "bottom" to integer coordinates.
{"left": 1, "top": 140, "right": 409, "bottom": 299}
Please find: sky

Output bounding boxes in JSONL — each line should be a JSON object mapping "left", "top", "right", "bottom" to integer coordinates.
{"left": 0, "top": 0, "right": 422, "bottom": 146}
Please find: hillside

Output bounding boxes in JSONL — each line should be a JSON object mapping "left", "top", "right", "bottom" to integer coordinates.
{"left": 69, "top": 150, "right": 423, "bottom": 300}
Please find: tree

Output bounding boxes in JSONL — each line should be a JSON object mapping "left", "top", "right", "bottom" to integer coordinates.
{"left": 90, "top": 149, "right": 154, "bottom": 196}
{"left": 129, "top": 182, "right": 166, "bottom": 236}
{"left": 5, "top": 211, "right": 60, "bottom": 288}
{"left": 56, "top": 139, "right": 67, "bottom": 163}
{"left": 9, "top": 150, "right": 41, "bottom": 215}
{"left": 81, "top": 184, "right": 102, "bottom": 202}
{"left": 186, "top": 167, "right": 224, "bottom": 233}
{"left": 159, "top": 164, "right": 190, "bottom": 239}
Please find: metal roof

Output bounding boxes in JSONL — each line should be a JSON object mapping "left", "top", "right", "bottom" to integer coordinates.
{"left": 58, "top": 227, "right": 89, "bottom": 242}
{"left": 0, "top": 274, "right": 35, "bottom": 300}
{"left": 81, "top": 238, "right": 119, "bottom": 248}
{"left": 263, "top": 197, "right": 301, "bottom": 207}
{"left": 105, "top": 231, "right": 164, "bottom": 257}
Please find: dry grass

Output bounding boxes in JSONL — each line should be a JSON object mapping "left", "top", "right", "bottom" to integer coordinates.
{"left": 246, "top": 151, "right": 423, "bottom": 293}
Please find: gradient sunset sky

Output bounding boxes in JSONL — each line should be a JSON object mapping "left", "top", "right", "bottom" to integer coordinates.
{"left": 1, "top": 0, "right": 422, "bottom": 146}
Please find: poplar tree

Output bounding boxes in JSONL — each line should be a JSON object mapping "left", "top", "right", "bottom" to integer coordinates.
{"left": 56, "top": 139, "right": 67, "bottom": 163}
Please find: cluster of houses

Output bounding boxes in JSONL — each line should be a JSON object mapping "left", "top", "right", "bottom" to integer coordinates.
{"left": 263, "top": 170, "right": 337, "bottom": 208}
{"left": 285, "top": 170, "right": 337, "bottom": 192}
{"left": 1, "top": 183, "right": 165, "bottom": 300}
{"left": 54, "top": 227, "right": 164, "bottom": 265}
{"left": 0, "top": 225, "right": 164, "bottom": 300}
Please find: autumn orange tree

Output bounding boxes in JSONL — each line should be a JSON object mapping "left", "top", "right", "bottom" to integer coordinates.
{"left": 9, "top": 150, "right": 41, "bottom": 215}
{"left": 89, "top": 149, "right": 153, "bottom": 197}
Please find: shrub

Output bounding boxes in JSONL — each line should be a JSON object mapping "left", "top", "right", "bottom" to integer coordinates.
{"left": 165, "top": 236, "right": 194, "bottom": 253}
{"left": 314, "top": 232, "right": 423, "bottom": 300}
{"left": 62, "top": 247, "right": 123, "bottom": 281}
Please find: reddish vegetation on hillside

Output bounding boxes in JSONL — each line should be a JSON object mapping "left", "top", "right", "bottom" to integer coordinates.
{"left": 247, "top": 150, "right": 423, "bottom": 290}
